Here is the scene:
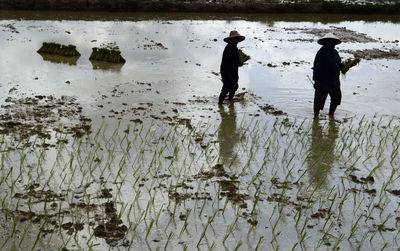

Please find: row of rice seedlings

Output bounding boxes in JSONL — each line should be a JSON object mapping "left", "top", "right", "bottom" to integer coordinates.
{"left": 82, "top": 115, "right": 390, "bottom": 249}
{"left": 0, "top": 115, "right": 399, "bottom": 249}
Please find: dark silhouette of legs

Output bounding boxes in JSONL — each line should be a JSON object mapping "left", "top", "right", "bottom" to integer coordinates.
{"left": 219, "top": 82, "right": 238, "bottom": 104}
{"left": 228, "top": 83, "right": 239, "bottom": 100}
{"left": 219, "top": 85, "right": 229, "bottom": 104}
{"left": 313, "top": 89, "right": 327, "bottom": 118}
{"left": 329, "top": 104, "right": 337, "bottom": 117}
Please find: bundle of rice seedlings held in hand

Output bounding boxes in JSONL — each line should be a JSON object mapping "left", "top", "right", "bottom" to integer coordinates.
{"left": 238, "top": 49, "right": 250, "bottom": 67}
{"left": 37, "top": 42, "right": 81, "bottom": 57}
{"left": 341, "top": 58, "right": 360, "bottom": 74}
{"left": 89, "top": 47, "right": 126, "bottom": 64}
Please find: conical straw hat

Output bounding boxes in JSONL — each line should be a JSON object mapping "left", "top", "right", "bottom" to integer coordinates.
{"left": 318, "top": 33, "right": 341, "bottom": 45}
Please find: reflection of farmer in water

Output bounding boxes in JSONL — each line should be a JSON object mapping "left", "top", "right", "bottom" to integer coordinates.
{"left": 308, "top": 119, "right": 338, "bottom": 186}
{"left": 218, "top": 30, "right": 245, "bottom": 104}
{"left": 218, "top": 103, "right": 240, "bottom": 164}
{"left": 313, "top": 33, "right": 343, "bottom": 118}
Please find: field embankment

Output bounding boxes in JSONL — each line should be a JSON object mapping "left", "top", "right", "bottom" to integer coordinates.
{"left": 0, "top": 0, "right": 400, "bottom": 14}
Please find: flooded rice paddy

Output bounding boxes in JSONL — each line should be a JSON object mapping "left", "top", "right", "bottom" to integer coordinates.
{"left": 0, "top": 11, "right": 400, "bottom": 250}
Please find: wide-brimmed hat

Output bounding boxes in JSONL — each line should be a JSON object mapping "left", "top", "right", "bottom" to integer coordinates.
{"left": 224, "top": 30, "right": 245, "bottom": 43}
{"left": 318, "top": 33, "right": 341, "bottom": 45}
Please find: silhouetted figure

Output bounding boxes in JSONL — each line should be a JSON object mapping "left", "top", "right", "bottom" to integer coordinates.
{"left": 219, "top": 30, "right": 245, "bottom": 104}
{"left": 308, "top": 118, "right": 338, "bottom": 186}
{"left": 218, "top": 103, "right": 240, "bottom": 165}
{"left": 313, "top": 33, "right": 343, "bottom": 117}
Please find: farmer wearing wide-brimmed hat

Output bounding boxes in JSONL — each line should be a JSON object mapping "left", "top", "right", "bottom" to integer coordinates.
{"left": 218, "top": 30, "right": 245, "bottom": 104}
{"left": 312, "top": 33, "right": 343, "bottom": 117}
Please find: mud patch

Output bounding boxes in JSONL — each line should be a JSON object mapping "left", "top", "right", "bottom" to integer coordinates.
{"left": 137, "top": 39, "right": 168, "bottom": 50}
{"left": 1, "top": 23, "right": 19, "bottom": 33}
{"left": 259, "top": 103, "right": 287, "bottom": 116}
{"left": 0, "top": 94, "right": 91, "bottom": 145}
{"left": 93, "top": 202, "right": 128, "bottom": 247}
{"left": 348, "top": 174, "right": 375, "bottom": 184}
{"left": 288, "top": 27, "right": 377, "bottom": 43}
{"left": 6, "top": 182, "right": 127, "bottom": 247}
{"left": 341, "top": 48, "right": 400, "bottom": 60}
{"left": 164, "top": 164, "right": 249, "bottom": 210}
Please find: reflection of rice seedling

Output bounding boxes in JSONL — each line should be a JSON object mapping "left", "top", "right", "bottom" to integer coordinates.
{"left": 89, "top": 47, "right": 126, "bottom": 63}
{"left": 341, "top": 58, "right": 361, "bottom": 74}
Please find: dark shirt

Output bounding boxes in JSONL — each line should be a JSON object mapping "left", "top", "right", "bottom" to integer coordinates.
{"left": 220, "top": 43, "right": 239, "bottom": 84}
{"left": 313, "top": 45, "right": 343, "bottom": 91}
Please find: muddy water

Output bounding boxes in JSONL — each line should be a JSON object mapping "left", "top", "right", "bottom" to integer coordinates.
{"left": 1, "top": 11, "right": 400, "bottom": 120}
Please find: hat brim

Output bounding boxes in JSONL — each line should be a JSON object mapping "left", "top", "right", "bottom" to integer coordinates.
{"left": 318, "top": 38, "right": 341, "bottom": 45}
{"left": 224, "top": 35, "right": 245, "bottom": 43}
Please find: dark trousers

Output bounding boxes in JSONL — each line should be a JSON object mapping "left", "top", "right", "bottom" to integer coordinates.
{"left": 314, "top": 87, "right": 342, "bottom": 111}
{"left": 314, "top": 87, "right": 342, "bottom": 116}
{"left": 218, "top": 81, "right": 238, "bottom": 104}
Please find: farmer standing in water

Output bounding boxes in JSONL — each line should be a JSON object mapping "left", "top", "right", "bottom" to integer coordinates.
{"left": 218, "top": 30, "right": 245, "bottom": 104}
{"left": 313, "top": 33, "right": 343, "bottom": 118}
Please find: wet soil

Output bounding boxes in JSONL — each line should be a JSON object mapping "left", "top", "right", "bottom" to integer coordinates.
{"left": 341, "top": 48, "right": 400, "bottom": 60}
{"left": 93, "top": 202, "right": 128, "bottom": 247}
{"left": 290, "top": 26, "right": 378, "bottom": 43}
{"left": 259, "top": 103, "right": 287, "bottom": 116}
{"left": 7, "top": 182, "right": 128, "bottom": 246}
{"left": 159, "top": 163, "right": 251, "bottom": 216}
{"left": 0, "top": 93, "right": 91, "bottom": 148}
{"left": 0, "top": 23, "right": 18, "bottom": 33}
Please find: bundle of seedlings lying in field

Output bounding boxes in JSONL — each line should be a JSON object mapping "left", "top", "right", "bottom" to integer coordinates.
{"left": 89, "top": 47, "right": 126, "bottom": 63}
{"left": 341, "top": 58, "right": 360, "bottom": 74}
{"left": 238, "top": 49, "right": 250, "bottom": 66}
{"left": 37, "top": 42, "right": 81, "bottom": 57}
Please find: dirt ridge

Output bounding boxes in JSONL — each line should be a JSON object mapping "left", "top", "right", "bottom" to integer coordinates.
{"left": 0, "top": 0, "right": 399, "bottom": 14}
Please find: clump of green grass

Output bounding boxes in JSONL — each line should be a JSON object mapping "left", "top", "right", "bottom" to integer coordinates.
{"left": 89, "top": 47, "right": 126, "bottom": 63}
{"left": 37, "top": 42, "right": 81, "bottom": 57}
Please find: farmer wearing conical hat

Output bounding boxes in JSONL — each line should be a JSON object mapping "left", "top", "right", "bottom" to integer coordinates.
{"left": 313, "top": 33, "right": 343, "bottom": 117}
{"left": 218, "top": 30, "right": 245, "bottom": 104}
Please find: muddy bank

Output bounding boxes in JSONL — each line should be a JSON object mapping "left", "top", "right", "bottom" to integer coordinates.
{"left": 342, "top": 48, "right": 400, "bottom": 60}
{"left": 289, "top": 27, "right": 378, "bottom": 43}
{"left": 0, "top": 0, "right": 399, "bottom": 14}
